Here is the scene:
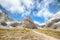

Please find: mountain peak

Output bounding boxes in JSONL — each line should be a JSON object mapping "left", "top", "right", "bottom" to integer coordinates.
{"left": 0, "top": 10, "right": 13, "bottom": 22}
{"left": 22, "top": 16, "right": 37, "bottom": 29}
{"left": 24, "top": 16, "right": 32, "bottom": 21}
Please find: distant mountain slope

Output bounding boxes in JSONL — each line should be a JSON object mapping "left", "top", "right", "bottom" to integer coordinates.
{"left": 0, "top": 10, "right": 15, "bottom": 28}
{"left": 21, "top": 16, "right": 37, "bottom": 29}
{"left": 0, "top": 11, "right": 37, "bottom": 29}
{"left": 45, "top": 11, "right": 60, "bottom": 30}
{"left": 0, "top": 10, "right": 13, "bottom": 22}
{"left": 49, "top": 11, "right": 60, "bottom": 21}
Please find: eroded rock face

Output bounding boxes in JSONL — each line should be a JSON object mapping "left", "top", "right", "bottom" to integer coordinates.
{"left": 51, "top": 22, "right": 60, "bottom": 29}
{"left": 0, "top": 22, "right": 7, "bottom": 26}
{"left": 0, "top": 10, "right": 14, "bottom": 28}
{"left": 0, "top": 10, "right": 13, "bottom": 22}
{"left": 0, "top": 10, "right": 37, "bottom": 29}
{"left": 0, "top": 11, "right": 6, "bottom": 22}
{"left": 22, "top": 16, "right": 37, "bottom": 29}
{"left": 45, "top": 11, "right": 60, "bottom": 30}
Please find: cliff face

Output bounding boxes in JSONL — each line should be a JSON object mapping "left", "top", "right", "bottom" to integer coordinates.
{"left": 0, "top": 10, "right": 13, "bottom": 22}
{"left": 45, "top": 11, "right": 60, "bottom": 30}
{"left": 21, "top": 16, "right": 37, "bottom": 29}
{"left": 0, "top": 10, "right": 14, "bottom": 28}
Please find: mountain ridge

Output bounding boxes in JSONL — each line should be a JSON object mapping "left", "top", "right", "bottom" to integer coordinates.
{"left": 45, "top": 11, "right": 60, "bottom": 30}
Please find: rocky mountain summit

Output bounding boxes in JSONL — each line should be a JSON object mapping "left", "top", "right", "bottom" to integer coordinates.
{"left": 22, "top": 16, "right": 37, "bottom": 29}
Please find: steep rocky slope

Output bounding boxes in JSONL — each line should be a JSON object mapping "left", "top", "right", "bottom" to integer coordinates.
{"left": 21, "top": 16, "right": 37, "bottom": 29}
{"left": 0, "top": 10, "right": 14, "bottom": 28}
{"left": 0, "top": 10, "right": 13, "bottom": 22}
{"left": 45, "top": 11, "right": 60, "bottom": 30}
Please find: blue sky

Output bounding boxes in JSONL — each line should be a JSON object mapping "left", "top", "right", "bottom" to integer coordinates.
{"left": 0, "top": 0, "right": 60, "bottom": 25}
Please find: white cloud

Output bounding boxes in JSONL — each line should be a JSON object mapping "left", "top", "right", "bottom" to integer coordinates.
{"left": 34, "top": 21, "right": 45, "bottom": 25}
{"left": 0, "top": 0, "right": 34, "bottom": 16}
{"left": 0, "top": 0, "right": 54, "bottom": 15}
{"left": 43, "top": 0, "right": 54, "bottom": 7}
{"left": 34, "top": 21, "right": 41, "bottom": 25}
{"left": 0, "top": 0, "right": 25, "bottom": 13}
{"left": 21, "top": 0, "right": 34, "bottom": 9}
{"left": 33, "top": 0, "right": 54, "bottom": 22}
{"left": 0, "top": 0, "right": 56, "bottom": 23}
{"left": 37, "top": 9, "right": 54, "bottom": 20}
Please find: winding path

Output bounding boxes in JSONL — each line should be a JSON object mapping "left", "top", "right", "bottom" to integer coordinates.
{"left": 33, "top": 30, "right": 60, "bottom": 40}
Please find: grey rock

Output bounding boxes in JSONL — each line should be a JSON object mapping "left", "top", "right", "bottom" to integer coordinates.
{"left": 45, "top": 11, "right": 60, "bottom": 30}
{"left": 22, "top": 16, "right": 37, "bottom": 29}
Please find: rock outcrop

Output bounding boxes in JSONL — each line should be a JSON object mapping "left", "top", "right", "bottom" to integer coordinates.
{"left": 0, "top": 10, "right": 13, "bottom": 22}
{"left": 21, "top": 16, "right": 37, "bottom": 29}
{"left": 0, "top": 10, "right": 14, "bottom": 28}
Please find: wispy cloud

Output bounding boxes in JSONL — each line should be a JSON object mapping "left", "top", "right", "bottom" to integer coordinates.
{"left": 35, "top": 9, "right": 54, "bottom": 22}
{"left": 34, "top": 21, "right": 45, "bottom": 25}
{"left": 0, "top": 0, "right": 34, "bottom": 16}
{"left": 0, "top": 0, "right": 26, "bottom": 13}
{"left": 0, "top": 0, "right": 54, "bottom": 15}
{"left": 33, "top": 0, "right": 54, "bottom": 21}
{"left": 0, "top": 0, "right": 59, "bottom": 23}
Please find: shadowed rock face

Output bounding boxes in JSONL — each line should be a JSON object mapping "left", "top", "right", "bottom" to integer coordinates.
{"left": 0, "top": 22, "right": 7, "bottom": 26}
{"left": 0, "top": 10, "right": 13, "bottom": 22}
{"left": 22, "top": 16, "right": 37, "bottom": 29}
{"left": 45, "top": 11, "right": 60, "bottom": 30}
{"left": 51, "top": 22, "right": 60, "bottom": 29}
